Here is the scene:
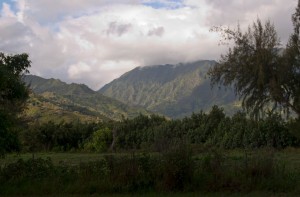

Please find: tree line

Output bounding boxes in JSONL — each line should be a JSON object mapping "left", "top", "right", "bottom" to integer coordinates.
{"left": 18, "top": 108, "right": 299, "bottom": 153}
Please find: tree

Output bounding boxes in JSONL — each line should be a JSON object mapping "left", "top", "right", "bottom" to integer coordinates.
{"left": 84, "top": 127, "right": 112, "bottom": 152}
{"left": 0, "top": 52, "right": 31, "bottom": 156}
{"left": 208, "top": 2, "right": 300, "bottom": 118}
{"left": 282, "top": 0, "right": 300, "bottom": 117}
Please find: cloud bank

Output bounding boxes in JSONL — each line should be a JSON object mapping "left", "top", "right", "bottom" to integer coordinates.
{"left": 0, "top": 0, "right": 297, "bottom": 89}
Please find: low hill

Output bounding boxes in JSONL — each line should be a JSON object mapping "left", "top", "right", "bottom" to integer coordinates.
{"left": 23, "top": 75, "right": 150, "bottom": 123}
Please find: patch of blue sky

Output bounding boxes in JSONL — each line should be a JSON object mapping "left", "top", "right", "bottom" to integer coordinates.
{"left": 0, "top": 0, "right": 12, "bottom": 5}
{"left": 0, "top": 0, "right": 17, "bottom": 13}
{"left": 142, "top": 0, "right": 185, "bottom": 10}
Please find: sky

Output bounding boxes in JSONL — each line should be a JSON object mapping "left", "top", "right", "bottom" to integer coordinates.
{"left": 0, "top": 0, "right": 298, "bottom": 90}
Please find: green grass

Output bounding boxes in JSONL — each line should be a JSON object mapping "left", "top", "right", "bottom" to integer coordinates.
{"left": 276, "top": 147, "right": 300, "bottom": 170}
{"left": 2, "top": 148, "right": 300, "bottom": 167}
{"left": 0, "top": 152, "right": 128, "bottom": 166}
{"left": 2, "top": 191, "right": 299, "bottom": 197}
{"left": 1, "top": 148, "right": 300, "bottom": 196}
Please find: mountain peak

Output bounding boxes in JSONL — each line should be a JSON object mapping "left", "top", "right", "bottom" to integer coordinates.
{"left": 99, "top": 60, "right": 237, "bottom": 118}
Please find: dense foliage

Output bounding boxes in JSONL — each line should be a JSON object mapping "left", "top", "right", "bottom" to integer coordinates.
{"left": 112, "top": 107, "right": 299, "bottom": 151}
{"left": 19, "top": 106, "right": 300, "bottom": 153}
{"left": 0, "top": 53, "right": 31, "bottom": 156}
{"left": 209, "top": 5, "right": 300, "bottom": 118}
{"left": 1, "top": 149, "right": 299, "bottom": 195}
{"left": 2, "top": 108, "right": 300, "bottom": 195}
{"left": 21, "top": 121, "right": 115, "bottom": 152}
{"left": 283, "top": 1, "right": 300, "bottom": 117}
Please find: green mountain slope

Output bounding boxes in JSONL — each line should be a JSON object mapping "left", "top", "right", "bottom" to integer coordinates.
{"left": 100, "top": 60, "right": 239, "bottom": 118}
{"left": 24, "top": 93, "right": 106, "bottom": 123}
{"left": 24, "top": 75, "right": 94, "bottom": 95}
{"left": 23, "top": 75, "right": 150, "bottom": 123}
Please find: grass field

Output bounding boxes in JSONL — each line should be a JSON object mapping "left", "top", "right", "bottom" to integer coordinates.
{"left": 3, "top": 192, "right": 298, "bottom": 197}
{"left": 1, "top": 152, "right": 112, "bottom": 166}
{"left": 1, "top": 148, "right": 300, "bottom": 167}
{"left": 1, "top": 148, "right": 300, "bottom": 196}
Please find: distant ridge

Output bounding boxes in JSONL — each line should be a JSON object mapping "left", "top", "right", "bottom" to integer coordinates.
{"left": 100, "top": 60, "right": 239, "bottom": 118}
{"left": 24, "top": 75, "right": 95, "bottom": 95}
{"left": 22, "top": 75, "right": 150, "bottom": 123}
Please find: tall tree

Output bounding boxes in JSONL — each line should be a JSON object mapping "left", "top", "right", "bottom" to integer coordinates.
{"left": 208, "top": 2, "right": 300, "bottom": 118}
{"left": 282, "top": 0, "right": 300, "bottom": 116}
{"left": 0, "top": 52, "right": 31, "bottom": 156}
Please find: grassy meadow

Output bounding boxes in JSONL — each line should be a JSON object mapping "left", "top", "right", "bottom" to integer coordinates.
{"left": 1, "top": 148, "right": 300, "bottom": 167}
{"left": 1, "top": 148, "right": 300, "bottom": 196}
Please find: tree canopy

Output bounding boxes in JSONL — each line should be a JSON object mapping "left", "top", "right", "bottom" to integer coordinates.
{"left": 208, "top": 2, "right": 300, "bottom": 118}
{"left": 0, "top": 52, "right": 31, "bottom": 156}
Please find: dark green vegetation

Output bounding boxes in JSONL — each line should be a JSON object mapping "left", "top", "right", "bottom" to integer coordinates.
{"left": 0, "top": 148, "right": 300, "bottom": 196}
{"left": 23, "top": 75, "right": 150, "bottom": 123}
{"left": 113, "top": 108, "right": 299, "bottom": 151}
{"left": 209, "top": 19, "right": 300, "bottom": 118}
{"left": 100, "top": 60, "right": 238, "bottom": 118}
{"left": 0, "top": 53, "right": 31, "bottom": 156}
{"left": 18, "top": 108, "right": 299, "bottom": 154}
{"left": 4, "top": 91, "right": 300, "bottom": 195}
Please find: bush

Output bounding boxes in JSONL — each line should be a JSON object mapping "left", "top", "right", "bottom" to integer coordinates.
{"left": 0, "top": 158, "right": 54, "bottom": 183}
{"left": 156, "top": 140, "right": 194, "bottom": 191}
{"left": 84, "top": 127, "right": 112, "bottom": 152}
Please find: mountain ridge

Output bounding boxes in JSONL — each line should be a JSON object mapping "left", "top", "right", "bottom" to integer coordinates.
{"left": 99, "top": 60, "right": 239, "bottom": 118}
{"left": 23, "top": 75, "right": 150, "bottom": 123}
{"left": 23, "top": 59, "right": 240, "bottom": 120}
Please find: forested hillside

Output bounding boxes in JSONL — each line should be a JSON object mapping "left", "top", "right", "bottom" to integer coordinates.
{"left": 100, "top": 60, "right": 238, "bottom": 118}
{"left": 23, "top": 75, "right": 150, "bottom": 123}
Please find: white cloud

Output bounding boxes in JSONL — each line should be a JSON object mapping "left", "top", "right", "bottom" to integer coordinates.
{"left": 0, "top": 0, "right": 298, "bottom": 90}
{"left": 68, "top": 62, "right": 91, "bottom": 79}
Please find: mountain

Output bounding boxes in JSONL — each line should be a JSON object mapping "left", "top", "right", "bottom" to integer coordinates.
{"left": 23, "top": 75, "right": 150, "bottom": 123}
{"left": 24, "top": 92, "right": 107, "bottom": 123}
{"left": 24, "top": 75, "right": 94, "bottom": 95}
{"left": 100, "top": 60, "right": 240, "bottom": 118}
